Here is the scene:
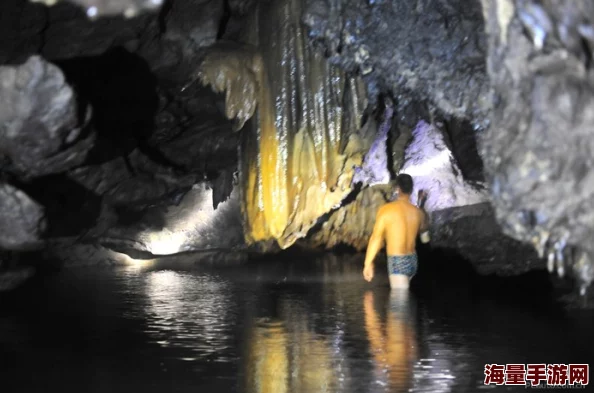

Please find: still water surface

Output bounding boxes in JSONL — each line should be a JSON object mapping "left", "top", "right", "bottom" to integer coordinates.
{"left": 1, "top": 253, "right": 592, "bottom": 393}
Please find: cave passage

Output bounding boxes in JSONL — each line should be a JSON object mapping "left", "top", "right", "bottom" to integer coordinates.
{"left": 1, "top": 251, "right": 592, "bottom": 393}
{"left": 2, "top": 0, "right": 594, "bottom": 391}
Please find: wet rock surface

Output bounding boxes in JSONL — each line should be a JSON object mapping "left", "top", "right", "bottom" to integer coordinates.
{"left": 0, "top": 183, "right": 46, "bottom": 250}
{"left": 1, "top": 0, "right": 592, "bottom": 302}
{"left": 480, "top": 0, "right": 594, "bottom": 291}
{"left": 0, "top": 56, "right": 94, "bottom": 179}
{"left": 96, "top": 181, "right": 244, "bottom": 257}
{"left": 430, "top": 203, "right": 544, "bottom": 276}
{"left": 0, "top": 0, "right": 241, "bottom": 271}
{"left": 302, "top": 0, "right": 491, "bottom": 122}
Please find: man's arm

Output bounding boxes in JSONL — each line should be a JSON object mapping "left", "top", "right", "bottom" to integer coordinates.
{"left": 363, "top": 208, "right": 385, "bottom": 282}
{"left": 418, "top": 190, "right": 430, "bottom": 243}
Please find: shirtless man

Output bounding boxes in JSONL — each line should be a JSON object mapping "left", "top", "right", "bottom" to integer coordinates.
{"left": 362, "top": 174, "right": 430, "bottom": 289}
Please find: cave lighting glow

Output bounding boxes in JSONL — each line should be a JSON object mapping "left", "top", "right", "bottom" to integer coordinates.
{"left": 400, "top": 120, "right": 487, "bottom": 211}
{"left": 145, "top": 231, "right": 186, "bottom": 255}
{"left": 111, "top": 250, "right": 156, "bottom": 268}
{"left": 136, "top": 184, "right": 220, "bottom": 255}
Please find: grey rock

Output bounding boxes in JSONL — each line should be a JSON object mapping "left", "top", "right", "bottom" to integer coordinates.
{"left": 0, "top": 183, "right": 46, "bottom": 250}
{"left": 302, "top": 0, "right": 491, "bottom": 121}
{"left": 0, "top": 266, "right": 36, "bottom": 291}
{"left": 0, "top": 56, "right": 94, "bottom": 179}
{"left": 97, "top": 181, "right": 244, "bottom": 256}
{"left": 480, "top": 0, "right": 594, "bottom": 290}
{"left": 430, "top": 203, "right": 545, "bottom": 276}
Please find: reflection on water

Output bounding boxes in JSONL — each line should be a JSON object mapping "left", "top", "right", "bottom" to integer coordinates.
{"left": 1, "top": 254, "right": 593, "bottom": 393}
{"left": 143, "top": 270, "right": 235, "bottom": 360}
{"left": 244, "top": 310, "right": 338, "bottom": 393}
{"left": 364, "top": 290, "right": 418, "bottom": 392}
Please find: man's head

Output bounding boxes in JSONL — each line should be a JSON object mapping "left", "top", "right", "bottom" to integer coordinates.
{"left": 396, "top": 173, "right": 414, "bottom": 195}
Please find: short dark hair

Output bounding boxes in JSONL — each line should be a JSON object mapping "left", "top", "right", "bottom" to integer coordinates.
{"left": 397, "top": 173, "right": 413, "bottom": 194}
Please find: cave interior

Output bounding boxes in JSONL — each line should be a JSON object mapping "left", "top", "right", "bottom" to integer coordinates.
{"left": 1, "top": 0, "right": 594, "bottom": 389}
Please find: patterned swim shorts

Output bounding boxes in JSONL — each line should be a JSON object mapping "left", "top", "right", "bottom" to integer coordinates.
{"left": 387, "top": 254, "right": 418, "bottom": 278}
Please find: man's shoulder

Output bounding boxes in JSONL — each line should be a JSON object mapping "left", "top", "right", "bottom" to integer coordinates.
{"left": 379, "top": 201, "right": 402, "bottom": 214}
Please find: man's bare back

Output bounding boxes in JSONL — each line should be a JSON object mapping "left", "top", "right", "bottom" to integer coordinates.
{"left": 377, "top": 200, "right": 425, "bottom": 256}
{"left": 362, "top": 174, "right": 429, "bottom": 289}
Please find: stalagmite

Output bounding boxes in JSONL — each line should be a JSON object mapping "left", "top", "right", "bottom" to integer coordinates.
{"left": 194, "top": 0, "right": 369, "bottom": 249}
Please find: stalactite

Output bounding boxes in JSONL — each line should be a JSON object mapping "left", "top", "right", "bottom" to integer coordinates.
{"left": 197, "top": 0, "right": 370, "bottom": 249}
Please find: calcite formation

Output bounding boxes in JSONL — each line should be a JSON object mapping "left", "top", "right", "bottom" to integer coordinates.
{"left": 193, "top": 0, "right": 372, "bottom": 249}
{"left": 400, "top": 121, "right": 487, "bottom": 210}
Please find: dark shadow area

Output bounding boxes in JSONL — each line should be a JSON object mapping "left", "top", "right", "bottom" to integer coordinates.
{"left": 1, "top": 246, "right": 593, "bottom": 392}
{"left": 440, "top": 116, "right": 485, "bottom": 183}
{"left": 413, "top": 245, "right": 558, "bottom": 311}
{"left": 304, "top": 182, "right": 363, "bottom": 239}
{"left": 56, "top": 47, "right": 179, "bottom": 169}
{"left": 11, "top": 174, "right": 102, "bottom": 238}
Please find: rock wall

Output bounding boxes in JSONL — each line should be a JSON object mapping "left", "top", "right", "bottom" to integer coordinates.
{"left": 480, "top": 0, "right": 594, "bottom": 292}
{"left": 302, "top": 0, "right": 491, "bottom": 123}
{"left": 98, "top": 180, "right": 244, "bottom": 256}
{"left": 193, "top": 0, "right": 377, "bottom": 250}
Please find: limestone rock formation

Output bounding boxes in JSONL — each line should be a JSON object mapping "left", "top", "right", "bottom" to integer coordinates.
{"left": 0, "top": 183, "right": 46, "bottom": 250}
{"left": 98, "top": 180, "right": 244, "bottom": 256}
{"left": 400, "top": 120, "right": 487, "bottom": 211}
{"left": 302, "top": 0, "right": 491, "bottom": 122}
{"left": 191, "top": 0, "right": 374, "bottom": 250}
{"left": 0, "top": 0, "right": 591, "bottom": 301}
{"left": 351, "top": 105, "right": 392, "bottom": 188}
{"left": 0, "top": 56, "right": 94, "bottom": 179}
{"left": 430, "top": 203, "right": 544, "bottom": 276}
{"left": 480, "top": 0, "right": 594, "bottom": 292}
{"left": 308, "top": 119, "right": 495, "bottom": 268}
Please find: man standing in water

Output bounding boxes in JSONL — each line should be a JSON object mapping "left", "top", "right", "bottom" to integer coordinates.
{"left": 363, "top": 174, "right": 430, "bottom": 289}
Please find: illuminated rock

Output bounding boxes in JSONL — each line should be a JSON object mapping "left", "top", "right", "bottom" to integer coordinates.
{"left": 308, "top": 119, "right": 488, "bottom": 251}
{"left": 351, "top": 104, "right": 393, "bottom": 188}
{"left": 194, "top": 0, "right": 371, "bottom": 249}
{"left": 306, "top": 184, "right": 393, "bottom": 251}
{"left": 0, "top": 56, "right": 94, "bottom": 179}
{"left": 400, "top": 120, "right": 487, "bottom": 210}
{"left": 98, "top": 180, "right": 244, "bottom": 256}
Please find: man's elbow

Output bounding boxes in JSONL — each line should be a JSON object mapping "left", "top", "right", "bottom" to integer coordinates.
{"left": 420, "top": 231, "right": 430, "bottom": 244}
{"left": 420, "top": 223, "right": 430, "bottom": 243}
{"left": 369, "top": 234, "right": 383, "bottom": 248}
